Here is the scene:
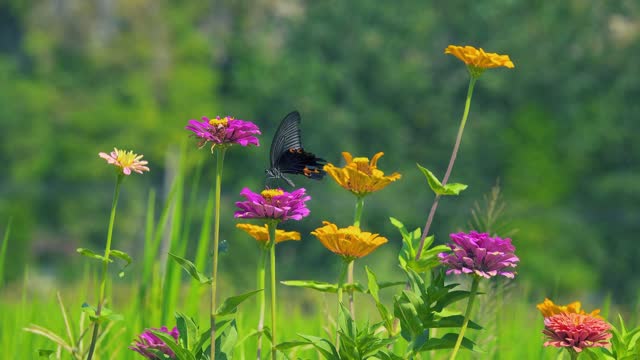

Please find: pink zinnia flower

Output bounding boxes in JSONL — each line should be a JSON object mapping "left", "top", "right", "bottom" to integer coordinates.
{"left": 185, "top": 115, "right": 260, "bottom": 148}
{"left": 129, "top": 326, "right": 179, "bottom": 359}
{"left": 543, "top": 313, "right": 612, "bottom": 353}
{"left": 234, "top": 188, "right": 310, "bottom": 221}
{"left": 438, "top": 231, "right": 519, "bottom": 279}
{"left": 99, "top": 148, "right": 150, "bottom": 175}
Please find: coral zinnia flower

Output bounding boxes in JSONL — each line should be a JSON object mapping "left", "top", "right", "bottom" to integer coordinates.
{"left": 438, "top": 231, "right": 519, "bottom": 279}
{"left": 236, "top": 223, "right": 301, "bottom": 244}
{"left": 234, "top": 188, "right": 310, "bottom": 221}
{"left": 324, "top": 152, "right": 401, "bottom": 197}
{"left": 537, "top": 298, "right": 601, "bottom": 318}
{"left": 99, "top": 148, "right": 150, "bottom": 175}
{"left": 543, "top": 313, "right": 611, "bottom": 353}
{"left": 185, "top": 116, "right": 261, "bottom": 149}
{"left": 129, "top": 326, "right": 179, "bottom": 359}
{"left": 445, "top": 45, "right": 514, "bottom": 70}
{"left": 311, "top": 221, "right": 388, "bottom": 261}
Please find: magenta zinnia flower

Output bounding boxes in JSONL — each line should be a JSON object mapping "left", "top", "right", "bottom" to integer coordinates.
{"left": 99, "top": 148, "right": 150, "bottom": 175}
{"left": 234, "top": 188, "right": 310, "bottom": 221}
{"left": 185, "top": 115, "right": 260, "bottom": 148}
{"left": 438, "top": 231, "right": 519, "bottom": 279}
{"left": 129, "top": 326, "right": 179, "bottom": 359}
{"left": 543, "top": 313, "right": 612, "bottom": 353}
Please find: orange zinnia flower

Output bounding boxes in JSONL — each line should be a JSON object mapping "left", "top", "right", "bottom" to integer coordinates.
{"left": 236, "top": 223, "right": 301, "bottom": 244}
{"left": 536, "top": 298, "right": 601, "bottom": 318}
{"left": 311, "top": 221, "right": 388, "bottom": 261}
{"left": 323, "top": 152, "right": 401, "bottom": 197}
{"left": 445, "top": 45, "right": 514, "bottom": 78}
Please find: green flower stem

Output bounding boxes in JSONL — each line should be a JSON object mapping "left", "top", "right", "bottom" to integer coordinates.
{"left": 449, "top": 275, "right": 480, "bottom": 360}
{"left": 336, "top": 259, "right": 350, "bottom": 351}
{"left": 348, "top": 196, "right": 365, "bottom": 319}
{"left": 353, "top": 196, "right": 364, "bottom": 228}
{"left": 268, "top": 221, "right": 279, "bottom": 360}
{"left": 86, "top": 173, "right": 123, "bottom": 360}
{"left": 256, "top": 246, "right": 268, "bottom": 360}
{"left": 210, "top": 146, "right": 227, "bottom": 360}
{"left": 569, "top": 349, "right": 579, "bottom": 360}
{"left": 415, "top": 77, "right": 477, "bottom": 258}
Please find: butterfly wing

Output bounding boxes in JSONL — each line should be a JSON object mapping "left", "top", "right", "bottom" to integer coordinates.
{"left": 270, "top": 111, "right": 302, "bottom": 169}
{"left": 277, "top": 149, "right": 326, "bottom": 179}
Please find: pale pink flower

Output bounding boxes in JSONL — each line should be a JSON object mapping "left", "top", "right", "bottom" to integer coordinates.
{"left": 99, "top": 148, "right": 150, "bottom": 175}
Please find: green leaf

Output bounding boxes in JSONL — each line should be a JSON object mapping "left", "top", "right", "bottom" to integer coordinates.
{"left": 431, "top": 315, "right": 482, "bottom": 330}
{"left": 76, "top": 248, "right": 107, "bottom": 262}
{"left": 366, "top": 267, "right": 394, "bottom": 332}
{"left": 219, "top": 320, "right": 238, "bottom": 358}
{"left": 416, "top": 164, "right": 468, "bottom": 196}
{"left": 281, "top": 280, "right": 366, "bottom": 293}
{"left": 37, "top": 349, "right": 55, "bottom": 359}
{"left": 150, "top": 328, "right": 195, "bottom": 360}
{"left": 389, "top": 217, "right": 410, "bottom": 240}
{"left": 298, "top": 334, "right": 340, "bottom": 360}
{"left": 415, "top": 333, "right": 477, "bottom": 352}
{"left": 175, "top": 312, "right": 199, "bottom": 352}
{"left": 234, "top": 328, "right": 261, "bottom": 349}
{"left": 80, "top": 303, "right": 123, "bottom": 323}
{"left": 215, "top": 289, "right": 262, "bottom": 316}
{"left": 281, "top": 280, "right": 338, "bottom": 292}
{"left": 275, "top": 341, "right": 311, "bottom": 350}
{"left": 110, "top": 249, "right": 132, "bottom": 278}
{"left": 393, "top": 291, "right": 424, "bottom": 341}
{"left": 169, "top": 252, "right": 211, "bottom": 284}
{"left": 23, "top": 325, "right": 72, "bottom": 354}
{"left": 434, "top": 290, "right": 472, "bottom": 310}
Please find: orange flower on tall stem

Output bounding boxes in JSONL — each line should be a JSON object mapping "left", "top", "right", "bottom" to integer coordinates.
{"left": 236, "top": 223, "right": 301, "bottom": 245}
{"left": 445, "top": 45, "right": 514, "bottom": 78}
{"left": 311, "top": 221, "right": 387, "bottom": 350}
{"left": 312, "top": 221, "right": 388, "bottom": 262}
{"left": 324, "top": 152, "right": 401, "bottom": 197}
{"left": 537, "top": 298, "right": 601, "bottom": 318}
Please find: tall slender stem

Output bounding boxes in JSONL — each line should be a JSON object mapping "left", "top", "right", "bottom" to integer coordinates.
{"left": 347, "top": 196, "right": 365, "bottom": 319}
{"left": 392, "top": 76, "right": 479, "bottom": 343}
{"left": 415, "top": 77, "right": 477, "bottom": 258}
{"left": 256, "top": 246, "right": 268, "bottom": 360}
{"left": 86, "top": 174, "right": 123, "bottom": 360}
{"left": 268, "top": 221, "right": 279, "bottom": 360}
{"left": 335, "top": 259, "right": 350, "bottom": 351}
{"left": 210, "top": 146, "right": 227, "bottom": 360}
{"left": 449, "top": 276, "right": 480, "bottom": 360}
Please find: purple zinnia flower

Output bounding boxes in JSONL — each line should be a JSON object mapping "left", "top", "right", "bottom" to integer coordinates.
{"left": 438, "top": 231, "right": 519, "bottom": 279}
{"left": 129, "top": 326, "right": 179, "bottom": 359}
{"left": 234, "top": 188, "right": 310, "bottom": 221}
{"left": 185, "top": 116, "right": 261, "bottom": 148}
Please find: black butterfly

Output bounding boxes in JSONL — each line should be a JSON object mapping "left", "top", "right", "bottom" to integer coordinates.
{"left": 265, "top": 111, "right": 326, "bottom": 187}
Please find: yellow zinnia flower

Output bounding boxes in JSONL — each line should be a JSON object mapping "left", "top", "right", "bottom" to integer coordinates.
{"left": 445, "top": 45, "right": 514, "bottom": 76}
{"left": 536, "top": 298, "right": 601, "bottom": 318}
{"left": 323, "top": 152, "right": 401, "bottom": 197}
{"left": 311, "top": 221, "right": 388, "bottom": 260}
{"left": 236, "top": 223, "right": 301, "bottom": 244}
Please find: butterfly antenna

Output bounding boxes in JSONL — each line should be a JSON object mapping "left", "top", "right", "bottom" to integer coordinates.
{"left": 283, "top": 175, "right": 296, "bottom": 188}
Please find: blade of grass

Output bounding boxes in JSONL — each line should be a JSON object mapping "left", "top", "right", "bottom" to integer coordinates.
{"left": 56, "top": 292, "right": 75, "bottom": 347}
{"left": 162, "top": 143, "right": 188, "bottom": 324}
{"left": 0, "top": 218, "right": 12, "bottom": 288}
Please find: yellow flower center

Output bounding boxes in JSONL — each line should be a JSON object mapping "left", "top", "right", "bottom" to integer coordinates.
{"left": 209, "top": 116, "right": 231, "bottom": 127}
{"left": 116, "top": 150, "right": 138, "bottom": 168}
{"left": 261, "top": 189, "right": 284, "bottom": 199}
{"left": 352, "top": 157, "right": 373, "bottom": 174}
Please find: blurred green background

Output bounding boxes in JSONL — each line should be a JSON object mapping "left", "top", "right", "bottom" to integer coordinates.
{"left": 1, "top": 0, "right": 639, "bottom": 304}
